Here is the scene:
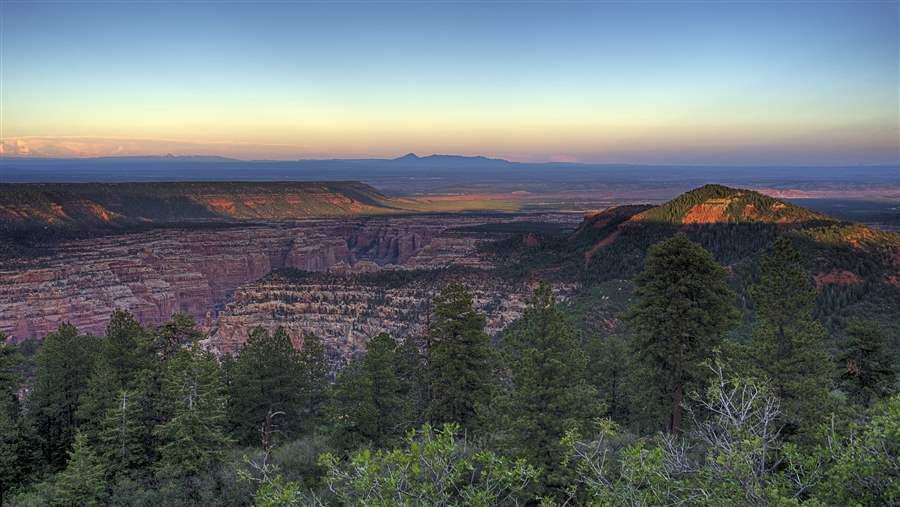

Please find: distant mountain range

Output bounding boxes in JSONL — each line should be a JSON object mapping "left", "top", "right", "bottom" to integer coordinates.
{"left": 1, "top": 153, "right": 897, "bottom": 197}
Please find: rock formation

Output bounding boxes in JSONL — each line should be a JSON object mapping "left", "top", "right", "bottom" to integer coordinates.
{"left": 0, "top": 214, "right": 578, "bottom": 342}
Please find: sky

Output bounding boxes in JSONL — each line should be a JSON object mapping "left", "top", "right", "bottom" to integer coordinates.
{"left": 0, "top": 0, "right": 898, "bottom": 165}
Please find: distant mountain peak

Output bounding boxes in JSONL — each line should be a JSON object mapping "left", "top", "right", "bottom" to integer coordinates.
{"left": 633, "top": 184, "right": 832, "bottom": 225}
{"left": 388, "top": 153, "right": 514, "bottom": 167}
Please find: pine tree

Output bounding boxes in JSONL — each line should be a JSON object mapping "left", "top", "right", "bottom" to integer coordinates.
{"left": 839, "top": 320, "right": 897, "bottom": 407}
{"left": 27, "top": 323, "right": 101, "bottom": 470}
{"left": 628, "top": 234, "right": 737, "bottom": 433}
{"left": 76, "top": 360, "right": 118, "bottom": 444}
{"left": 53, "top": 432, "right": 108, "bottom": 507}
{"left": 103, "top": 309, "right": 151, "bottom": 387}
{"left": 751, "top": 237, "right": 831, "bottom": 437}
{"left": 97, "top": 389, "right": 149, "bottom": 475}
{"left": 228, "top": 327, "right": 303, "bottom": 445}
{"left": 144, "top": 314, "right": 204, "bottom": 458}
{"left": 586, "top": 333, "right": 646, "bottom": 428}
{"left": 0, "top": 407, "right": 19, "bottom": 505}
{"left": 326, "top": 361, "right": 378, "bottom": 452}
{"left": 426, "top": 282, "right": 495, "bottom": 429}
{"left": 395, "top": 335, "right": 427, "bottom": 427}
{"left": 503, "top": 282, "right": 599, "bottom": 492}
{"left": 78, "top": 312, "right": 154, "bottom": 462}
{"left": 155, "top": 343, "right": 231, "bottom": 477}
{"left": 297, "top": 332, "right": 328, "bottom": 434}
{"left": 153, "top": 313, "right": 202, "bottom": 362}
{"left": 366, "top": 333, "right": 416, "bottom": 443}
{"left": 326, "top": 333, "right": 416, "bottom": 450}
{"left": 0, "top": 340, "right": 24, "bottom": 503}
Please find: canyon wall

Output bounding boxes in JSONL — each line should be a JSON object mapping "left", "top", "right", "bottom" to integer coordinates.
{"left": 0, "top": 215, "right": 561, "bottom": 342}
{"left": 207, "top": 270, "right": 578, "bottom": 368}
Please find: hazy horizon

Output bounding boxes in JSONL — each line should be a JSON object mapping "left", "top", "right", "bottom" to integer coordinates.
{"left": 2, "top": 1, "right": 898, "bottom": 165}
{"left": 3, "top": 149, "right": 900, "bottom": 168}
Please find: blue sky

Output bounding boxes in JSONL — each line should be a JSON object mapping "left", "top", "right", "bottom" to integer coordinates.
{"left": 1, "top": 0, "right": 897, "bottom": 164}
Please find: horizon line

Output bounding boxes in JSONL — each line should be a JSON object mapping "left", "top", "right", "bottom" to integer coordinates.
{"left": 2, "top": 152, "right": 898, "bottom": 169}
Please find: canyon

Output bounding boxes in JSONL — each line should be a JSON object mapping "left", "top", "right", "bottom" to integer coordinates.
{"left": 0, "top": 213, "right": 581, "bottom": 355}
{"left": 3, "top": 182, "right": 898, "bottom": 371}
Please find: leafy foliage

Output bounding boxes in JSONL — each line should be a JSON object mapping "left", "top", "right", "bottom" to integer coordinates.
{"left": 318, "top": 423, "right": 540, "bottom": 507}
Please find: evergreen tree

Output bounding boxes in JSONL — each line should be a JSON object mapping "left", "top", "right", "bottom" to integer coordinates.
{"left": 365, "top": 333, "right": 416, "bottom": 443}
{"left": 228, "top": 327, "right": 303, "bottom": 445}
{"left": 751, "top": 237, "right": 831, "bottom": 437}
{"left": 395, "top": 335, "right": 427, "bottom": 426}
{"left": 839, "top": 320, "right": 897, "bottom": 407}
{"left": 326, "top": 333, "right": 416, "bottom": 450}
{"left": 326, "top": 361, "right": 377, "bottom": 452}
{"left": 78, "top": 310, "right": 153, "bottom": 447}
{"left": 103, "top": 310, "right": 151, "bottom": 387}
{"left": 0, "top": 340, "right": 25, "bottom": 503}
{"left": 503, "top": 282, "right": 599, "bottom": 493}
{"left": 153, "top": 313, "right": 202, "bottom": 363}
{"left": 53, "top": 432, "right": 108, "bottom": 507}
{"left": 628, "top": 234, "right": 737, "bottom": 433}
{"left": 143, "top": 314, "right": 204, "bottom": 458}
{"left": 586, "top": 333, "right": 656, "bottom": 430}
{"left": 76, "top": 360, "right": 118, "bottom": 444}
{"left": 155, "top": 343, "right": 231, "bottom": 477}
{"left": 97, "top": 389, "right": 149, "bottom": 476}
{"left": 26, "top": 323, "right": 101, "bottom": 470}
{"left": 0, "top": 407, "right": 20, "bottom": 505}
{"left": 297, "top": 333, "right": 328, "bottom": 434}
{"left": 426, "top": 282, "right": 495, "bottom": 429}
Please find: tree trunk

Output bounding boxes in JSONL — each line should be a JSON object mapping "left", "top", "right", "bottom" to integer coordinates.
{"left": 668, "top": 384, "right": 684, "bottom": 434}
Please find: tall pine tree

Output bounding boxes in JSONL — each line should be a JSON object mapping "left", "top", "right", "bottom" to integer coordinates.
{"left": 97, "top": 389, "right": 149, "bottom": 476}
{"left": 78, "top": 311, "right": 154, "bottom": 468}
{"left": 228, "top": 327, "right": 304, "bottom": 445}
{"left": 502, "top": 282, "right": 599, "bottom": 493}
{"left": 426, "top": 282, "right": 495, "bottom": 430}
{"left": 395, "top": 335, "right": 427, "bottom": 427}
{"left": 102, "top": 310, "right": 151, "bottom": 387}
{"left": 751, "top": 237, "right": 831, "bottom": 437}
{"left": 0, "top": 340, "right": 26, "bottom": 503}
{"left": 628, "top": 234, "right": 737, "bottom": 433}
{"left": 155, "top": 343, "right": 232, "bottom": 477}
{"left": 326, "top": 361, "right": 377, "bottom": 452}
{"left": 27, "top": 323, "right": 101, "bottom": 470}
{"left": 297, "top": 333, "right": 329, "bottom": 435}
{"left": 326, "top": 333, "right": 416, "bottom": 450}
{"left": 53, "top": 432, "right": 108, "bottom": 507}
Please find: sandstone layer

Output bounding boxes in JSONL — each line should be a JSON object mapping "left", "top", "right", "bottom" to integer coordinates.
{"left": 0, "top": 214, "right": 578, "bottom": 342}
{"left": 207, "top": 270, "right": 578, "bottom": 368}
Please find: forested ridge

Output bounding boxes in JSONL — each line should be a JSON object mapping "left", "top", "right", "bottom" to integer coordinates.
{"left": 1, "top": 185, "right": 898, "bottom": 505}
